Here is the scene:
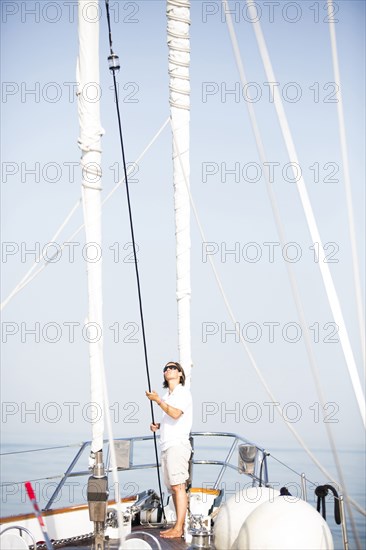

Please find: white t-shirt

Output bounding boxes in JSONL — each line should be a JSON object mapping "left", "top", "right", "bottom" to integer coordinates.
{"left": 160, "top": 384, "right": 192, "bottom": 451}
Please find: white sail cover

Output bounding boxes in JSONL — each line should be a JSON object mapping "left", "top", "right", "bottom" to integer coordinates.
{"left": 167, "top": 0, "right": 192, "bottom": 387}
{"left": 77, "top": 0, "right": 105, "bottom": 452}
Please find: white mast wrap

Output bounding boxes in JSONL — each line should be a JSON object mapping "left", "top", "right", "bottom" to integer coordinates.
{"left": 167, "top": 0, "right": 192, "bottom": 387}
{"left": 77, "top": 0, "right": 105, "bottom": 452}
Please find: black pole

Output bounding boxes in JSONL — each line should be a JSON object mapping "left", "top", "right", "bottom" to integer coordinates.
{"left": 104, "top": 0, "right": 166, "bottom": 521}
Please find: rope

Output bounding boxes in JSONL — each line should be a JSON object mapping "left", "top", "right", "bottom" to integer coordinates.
{"left": 104, "top": 0, "right": 166, "bottom": 524}
{"left": 222, "top": 0, "right": 360, "bottom": 541}
{"left": 170, "top": 116, "right": 366, "bottom": 521}
{"left": 0, "top": 443, "right": 83, "bottom": 456}
{"left": 327, "top": 0, "right": 365, "bottom": 370}
{"left": 246, "top": 0, "right": 366, "bottom": 429}
{"left": 242, "top": 1, "right": 364, "bottom": 542}
{"left": 0, "top": 118, "right": 169, "bottom": 311}
{"left": 1, "top": 475, "right": 63, "bottom": 486}
{"left": 0, "top": 199, "right": 81, "bottom": 311}
{"left": 315, "top": 484, "right": 342, "bottom": 525}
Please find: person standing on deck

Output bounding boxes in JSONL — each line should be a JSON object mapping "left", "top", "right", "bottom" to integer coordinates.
{"left": 146, "top": 361, "right": 192, "bottom": 539}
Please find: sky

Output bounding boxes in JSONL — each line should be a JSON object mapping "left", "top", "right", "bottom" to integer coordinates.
{"left": 1, "top": 0, "right": 365, "bottom": 493}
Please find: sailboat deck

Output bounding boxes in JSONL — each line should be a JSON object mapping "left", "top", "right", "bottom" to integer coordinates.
{"left": 61, "top": 526, "right": 190, "bottom": 549}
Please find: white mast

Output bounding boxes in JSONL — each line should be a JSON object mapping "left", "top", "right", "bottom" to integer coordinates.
{"left": 167, "top": 0, "right": 192, "bottom": 387}
{"left": 77, "top": 0, "right": 105, "bottom": 453}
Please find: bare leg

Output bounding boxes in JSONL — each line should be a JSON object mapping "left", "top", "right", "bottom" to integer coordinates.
{"left": 160, "top": 483, "right": 187, "bottom": 538}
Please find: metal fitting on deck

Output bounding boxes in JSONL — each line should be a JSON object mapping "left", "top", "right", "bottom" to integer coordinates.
{"left": 87, "top": 450, "right": 109, "bottom": 523}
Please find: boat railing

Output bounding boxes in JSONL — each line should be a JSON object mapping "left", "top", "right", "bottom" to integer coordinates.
{"left": 3, "top": 432, "right": 345, "bottom": 528}
{"left": 0, "top": 434, "right": 351, "bottom": 550}
{"left": 42, "top": 432, "right": 268, "bottom": 511}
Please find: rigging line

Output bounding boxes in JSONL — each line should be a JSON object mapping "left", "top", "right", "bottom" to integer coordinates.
{"left": 270, "top": 452, "right": 341, "bottom": 492}
{"left": 269, "top": 452, "right": 365, "bottom": 515}
{"left": 0, "top": 119, "right": 169, "bottom": 311}
{"left": 268, "top": 454, "right": 323, "bottom": 489}
{"left": 222, "top": 0, "right": 358, "bottom": 540}
{"left": 0, "top": 199, "right": 81, "bottom": 311}
{"left": 1, "top": 475, "right": 63, "bottom": 486}
{"left": 245, "top": 0, "right": 364, "bottom": 535}
{"left": 224, "top": 0, "right": 363, "bottom": 531}
{"left": 0, "top": 443, "right": 83, "bottom": 456}
{"left": 327, "top": 0, "right": 366, "bottom": 370}
{"left": 170, "top": 119, "right": 366, "bottom": 520}
{"left": 104, "top": 0, "right": 166, "bottom": 523}
{"left": 246, "top": 0, "right": 366, "bottom": 429}
{"left": 102, "top": 119, "right": 169, "bottom": 206}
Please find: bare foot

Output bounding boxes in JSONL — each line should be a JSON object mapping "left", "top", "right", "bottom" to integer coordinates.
{"left": 160, "top": 527, "right": 183, "bottom": 539}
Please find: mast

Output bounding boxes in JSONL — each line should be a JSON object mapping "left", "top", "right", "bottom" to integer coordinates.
{"left": 167, "top": 0, "right": 192, "bottom": 387}
{"left": 77, "top": 0, "right": 105, "bottom": 456}
{"left": 78, "top": 3, "right": 110, "bottom": 548}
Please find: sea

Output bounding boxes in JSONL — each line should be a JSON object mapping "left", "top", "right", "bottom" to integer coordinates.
{"left": 0, "top": 439, "right": 365, "bottom": 550}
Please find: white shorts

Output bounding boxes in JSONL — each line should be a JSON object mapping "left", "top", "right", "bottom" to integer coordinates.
{"left": 161, "top": 442, "right": 191, "bottom": 491}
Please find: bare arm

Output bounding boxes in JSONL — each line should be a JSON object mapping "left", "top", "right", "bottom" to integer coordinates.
{"left": 146, "top": 391, "right": 183, "bottom": 420}
{"left": 158, "top": 399, "right": 183, "bottom": 420}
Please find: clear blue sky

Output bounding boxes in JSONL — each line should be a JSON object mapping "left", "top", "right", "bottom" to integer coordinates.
{"left": 1, "top": 0, "right": 365, "bottom": 470}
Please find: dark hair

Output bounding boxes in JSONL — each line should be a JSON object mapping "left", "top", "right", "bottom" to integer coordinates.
{"left": 163, "top": 361, "right": 186, "bottom": 388}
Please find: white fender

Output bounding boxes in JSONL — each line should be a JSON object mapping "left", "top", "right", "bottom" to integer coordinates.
{"left": 235, "top": 495, "right": 334, "bottom": 549}
{"left": 121, "top": 539, "right": 152, "bottom": 550}
{"left": 213, "top": 486, "right": 281, "bottom": 550}
{"left": 0, "top": 533, "right": 29, "bottom": 550}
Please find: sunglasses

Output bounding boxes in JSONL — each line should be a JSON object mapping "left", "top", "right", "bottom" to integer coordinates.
{"left": 163, "top": 365, "right": 179, "bottom": 372}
